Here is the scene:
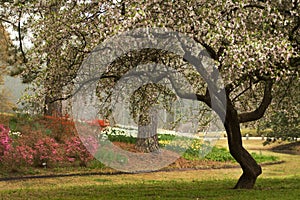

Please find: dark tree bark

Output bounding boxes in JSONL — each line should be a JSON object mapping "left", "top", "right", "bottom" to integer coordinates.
{"left": 224, "top": 101, "right": 262, "bottom": 189}
{"left": 135, "top": 108, "right": 160, "bottom": 153}
{"left": 44, "top": 93, "right": 62, "bottom": 117}
{"left": 180, "top": 36, "right": 274, "bottom": 187}
{"left": 224, "top": 80, "right": 272, "bottom": 189}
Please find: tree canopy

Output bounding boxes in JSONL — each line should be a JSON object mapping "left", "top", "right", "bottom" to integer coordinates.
{"left": 1, "top": 0, "right": 298, "bottom": 114}
{"left": 0, "top": 0, "right": 299, "bottom": 189}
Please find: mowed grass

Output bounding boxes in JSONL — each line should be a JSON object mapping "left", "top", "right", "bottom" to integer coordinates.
{"left": 0, "top": 175, "right": 298, "bottom": 200}
{"left": 0, "top": 140, "right": 300, "bottom": 199}
{"left": 0, "top": 176, "right": 299, "bottom": 199}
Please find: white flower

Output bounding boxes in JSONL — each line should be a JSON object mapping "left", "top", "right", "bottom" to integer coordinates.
{"left": 9, "top": 131, "right": 22, "bottom": 137}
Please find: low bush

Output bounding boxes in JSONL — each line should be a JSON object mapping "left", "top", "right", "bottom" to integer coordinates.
{"left": 241, "top": 128, "right": 272, "bottom": 137}
{"left": 64, "top": 136, "right": 97, "bottom": 167}
{"left": 0, "top": 121, "right": 97, "bottom": 171}
{"left": 0, "top": 124, "right": 11, "bottom": 158}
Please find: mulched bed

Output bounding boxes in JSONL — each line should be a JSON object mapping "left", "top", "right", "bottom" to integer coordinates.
{"left": 111, "top": 141, "right": 238, "bottom": 171}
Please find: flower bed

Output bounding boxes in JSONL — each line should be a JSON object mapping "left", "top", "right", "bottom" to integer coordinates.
{"left": 0, "top": 118, "right": 97, "bottom": 171}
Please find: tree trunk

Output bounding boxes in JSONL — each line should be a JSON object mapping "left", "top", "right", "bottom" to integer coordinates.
{"left": 165, "top": 111, "right": 175, "bottom": 130}
{"left": 135, "top": 134, "right": 160, "bottom": 153}
{"left": 224, "top": 103, "right": 262, "bottom": 189}
{"left": 44, "top": 94, "right": 62, "bottom": 117}
{"left": 135, "top": 108, "right": 160, "bottom": 153}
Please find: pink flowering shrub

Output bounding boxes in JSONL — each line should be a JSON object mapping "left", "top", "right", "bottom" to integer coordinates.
{"left": 0, "top": 124, "right": 12, "bottom": 159}
{"left": 1, "top": 145, "right": 35, "bottom": 169}
{"left": 0, "top": 120, "right": 100, "bottom": 170}
{"left": 0, "top": 131, "right": 61, "bottom": 168}
{"left": 33, "top": 136, "right": 64, "bottom": 167}
{"left": 1, "top": 125, "right": 36, "bottom": 169}
{"left": 64, "top": 136, "right": 97, "bottom": 167}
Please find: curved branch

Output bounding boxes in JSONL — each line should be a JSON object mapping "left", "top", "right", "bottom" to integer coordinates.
{"left": 49, "top": 74, "right": 120, "bottom": 103}
{"left": 17, "top": 11, "right": 27, "bottom": 63}
{"left": 238, "top": 80, "right": 273, "bottom": 123}
{"left": 193, "top": 37, "right": 218, "bottom": 60}
{"left": 0, "top": 16, "right": 18, "bottom": 28}
{"left": 165, "top": 66, "right": 211, "bottom": 106}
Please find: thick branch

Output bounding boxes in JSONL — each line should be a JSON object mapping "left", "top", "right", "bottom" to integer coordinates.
{"left": 166, "top": 71, "right": 210, "bottom": 106}
{"left": 238, "top": 80, "right": 273, "bottom": 123}
{"left": 17, "top": 11, "right": 27, "bottom": 63}
{"left": 193, "top": 37, "right": 218, "bottom": 60}
{"left": 49, "top": 74, "right": 119, "bottom": 103}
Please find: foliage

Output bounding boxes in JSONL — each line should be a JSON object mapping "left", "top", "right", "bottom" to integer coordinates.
{"left": 250, "top": 152, "right": 278, "bottom": 164}
{"left": 263, "top": 77, "right": 300, "bottom": 142}
{"left": 33, "top": 136, "right": 63, "bottom": 167}
{"left": 184, "top": 144, "right": 278, "bottom": 163}
{"left": 0, "top": 118, "right": 279, "bottom": 172}
{"left": 64, "top": 136, "right": 96, "bottom": 167}
{"left": 102, "top": 127, "right": 136, "bottom": 144}
{"left": 241, "top": 128, "right": 272, "bottom": 137}
{"left": 0, "top": 115, "right": 96, "bottom": 170}
{"left": 0, "top": 0, "right": 297, "bottom": 116}
{"left": 97, "top": 131, "right": 279, "bottom": 164}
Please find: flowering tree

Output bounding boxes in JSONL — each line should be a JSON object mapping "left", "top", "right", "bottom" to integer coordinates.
{"left": 1, "top": 0, "right": 299, "bottom": 189}
{"left": 0, "top": 22, "right": 16, "bottom": 111}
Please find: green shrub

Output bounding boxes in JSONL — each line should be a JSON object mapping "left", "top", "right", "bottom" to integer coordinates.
{"left": 204, "top": 147, "right": 235, "bottom": 162}
{"left": 241, "top": 128, "right": 272, "bottom": 137}
{"left": 250, "top": 152, "right": 278, "bottom": 163}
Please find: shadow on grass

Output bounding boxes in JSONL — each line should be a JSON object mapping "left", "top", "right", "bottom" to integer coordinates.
{"left": 271, "top": 142, "right": 300, "bottom": 155}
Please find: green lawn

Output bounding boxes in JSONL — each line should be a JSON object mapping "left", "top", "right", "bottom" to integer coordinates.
{"left": 0, "top": 177, "right": 299, "bottom": 199}
{"left": 0, "top": 140, "right": 299, "bottom": 199}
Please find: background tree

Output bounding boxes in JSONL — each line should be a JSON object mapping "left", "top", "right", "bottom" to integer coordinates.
{"left": 0, "top": 22, "right": 16, "bottom": 112}
{"left": 263, "top": 76, "right": 300, "bottom": 142}
{"left": 1, "top": 0, "right": 299, "bottom": 189}
{"left": 130, "top": 83, "right": 174, "bottom": 153}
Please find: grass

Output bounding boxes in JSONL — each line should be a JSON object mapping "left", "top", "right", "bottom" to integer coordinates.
{"left": 0, "top": 175, "right": 299, "bottom": 199}
{"left": 0, "top": 140, "right": 299, "bottom": 199}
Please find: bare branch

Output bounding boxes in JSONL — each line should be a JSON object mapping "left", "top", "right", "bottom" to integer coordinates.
{"left": 232, "top": 79, "right": 261, "bottom": 102}
{"left": 193, "top": 36, "right": 218, "bottom": 61}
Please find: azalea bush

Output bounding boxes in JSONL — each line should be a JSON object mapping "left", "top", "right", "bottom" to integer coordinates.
{"left": 1, "top": 143, "right": 35, "bottom": 170}
{"left": 64, "top": 136, "right": 97, "bottom": 167}
{"left": 0, "top": 120, "right": 99, "bottom": 171}
{"left": 0, "top": 124, "right": 11, "bottom": 159}
{"left": 33, "top": 136, "right": 64, "bottom": 167}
